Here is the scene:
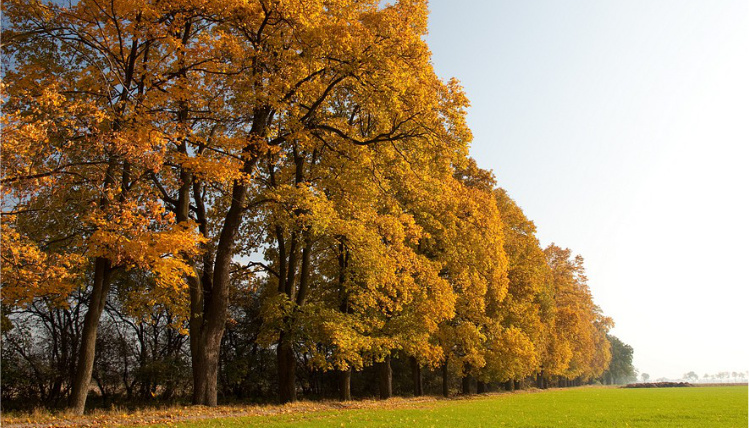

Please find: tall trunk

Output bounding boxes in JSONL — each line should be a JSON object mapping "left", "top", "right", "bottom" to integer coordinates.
{"left": 278, "top": 332, "right": 296, "bottom": 404}
{"left": 537, "top": 370, "right": 545, "bottom": 389}
{"left": 69, "top": 257, "right": 112, "bottom": 415}
{"left": 514, "top": 379, "right": 521, "bottom": 390}
{"left": 410, "top": 356, "right": 423, "bottom": 397}
{"left": 477, "top": 380, "right": 486, "bottom": 393}
{"left": 338, "top": 368, "right": 352, "bottom": 401}
{"left": 442, "top": 361, "right": 450, "bottom": 397}
{"left": 186, "top": 108, "right": 266, "bottom": 405}
{"left": 376, "top": 355, "right": 392, "bottom": 399}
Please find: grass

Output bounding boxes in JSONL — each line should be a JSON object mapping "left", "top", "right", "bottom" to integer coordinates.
{"left": 3, "top": 386, "right": 745, "bottom": 427}
{"left": 158, "top": 386, "right": 747, "bottom": 428}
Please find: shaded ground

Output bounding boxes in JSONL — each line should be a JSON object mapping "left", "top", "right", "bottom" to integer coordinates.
{"left": 2, "top": 394, "right": 467, "bottom": 428}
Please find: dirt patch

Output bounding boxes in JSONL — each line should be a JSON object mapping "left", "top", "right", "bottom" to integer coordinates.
{"left": 623, "top": 382, "right": 693, "bottom": 388}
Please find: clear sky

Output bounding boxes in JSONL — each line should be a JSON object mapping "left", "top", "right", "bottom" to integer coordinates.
{"left": 425, "top": 0, "right": 748, "bottom": 380}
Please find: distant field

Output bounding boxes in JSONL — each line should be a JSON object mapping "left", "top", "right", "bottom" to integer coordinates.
{"left": 162, "top": 386, "right": 747, "bottom": 428}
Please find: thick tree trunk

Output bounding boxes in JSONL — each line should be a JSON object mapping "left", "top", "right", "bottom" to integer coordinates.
{"left": 462, "top": 375, "right": 472, "bottom": 395}
{"left": 504, "top": 380, "right": 514, "bottom": 391}
{"left": 338, "top": 368, "right": 352, "bottom": 401}
{"left": 182, "top": 106, "right": 266, "bottom": 406}
{"left": 514, "top": 379, "right": 521, "bottom": 390}
{"left": 442, "top": 361, "right": 450, "bottom": 397}
{"left": 537, "top": 370, "right": 545, "bottom": 389}
{"left": 462, "top": 362, "right": 473, "bottom": 395}
{"left": 376, "top": 355, "right": 392, "bottom": 399}
{"left": 278, "top": 332, "right": 296, "bottom": 404}
{"left": 69, "top": 257, "right": 112, "bottom": 415}
{"left": 410, "top": 356, "right": 423, "bottom": 397}
{"left": 477, "top": 380, "right": 486, "bottom": 393}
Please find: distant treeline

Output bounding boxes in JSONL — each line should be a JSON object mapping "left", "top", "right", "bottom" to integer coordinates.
{"left": 2, "top": 0, "right": 628, "bottom": 414}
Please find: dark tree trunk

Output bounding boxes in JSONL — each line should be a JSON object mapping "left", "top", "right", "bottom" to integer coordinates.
{"left": 504, "top": 380, "right": 514, "bottom": 391}
{"left": 278, "top": 332, "right": 296, "bottom": 404}
{"left": 69, "top": 257, "right": 112, "bottom": 415}
{"left": 462, "top": 375, "right": 472, "bottom": 395}
{"left": 477, "top": 380, "right": 486, "bottom": 393}
{"left": 410, "top": 357, "right": 423, "bottom": 397}
{"left": 185, "top": 109, "right": 266, "bottom": 406}
{"left": 442, "top": 362, "right": 449, "bottom": 397}
{"left": 376, "top": 355, "right": 392, "bottom": 399}
{"left": 514, "top": 379, "right": 521, "bottom": 390}
{"left": 338, "top": 368, "right": 352, "bottom": 401}
{"left": 537, "top": 370, "right": 545, "bottom": 389}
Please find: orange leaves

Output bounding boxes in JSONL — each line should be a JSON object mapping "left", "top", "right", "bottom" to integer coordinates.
{"left": 0, "top": 222, "right": 85, "bottom": 308}
{"left": 542, "top": 244, "right": 612, "bottom": 380}
{"left": 86, "top": 201, "right": 204, "bottom": 288}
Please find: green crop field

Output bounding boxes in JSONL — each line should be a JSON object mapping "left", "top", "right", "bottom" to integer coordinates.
{"left": 158, "top": 386, "right": 747, "bottom": 428}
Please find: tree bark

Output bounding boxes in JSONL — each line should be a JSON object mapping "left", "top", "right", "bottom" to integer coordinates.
{"left": 462, "top": 375, "right": 472, "bottom": 395}
{"left": 477, "top": 380, "right": 486, "bottom": 393}
{"left": 410, "top": 356, "right": 423, "bottom": 397}
{"left": 69, "top": 257, "right": 112, "bottom": 415}
{"left": 186, "top": 109, "right": 266, "bottom": 406}
{"left": 278, "top": 332, "right": 297, "bottom": 404}
{"left": 442, "top": 361, "right": 450, "bottom": 397}
{"left": 376, "top": 355, "right": 392, "bottom": 399}
{"left": 514, "top": 379, "right": 521, "bottom": 390}
{"left": 338, "top": 368, "right": 352, "bottom": 401}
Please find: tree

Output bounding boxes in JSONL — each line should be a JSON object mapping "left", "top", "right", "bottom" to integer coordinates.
{"left": 602, "top": 335, "right": 635, "bottom": 384}
{"left": 684, "top": 371, "right": 699, "bottom": 383}
{"left": 422, "top": 163, "right": 507, "bottom": 396}
{"left": 485, "top": 189, "right": 552, "bottom": 388}
{"left": 3, "top": 0, "right": 206, "bottom": 413}
{"left": 641, "top": 373, "right": 650, "bottom": 383}
{"left": 543, "top": 245, "right": 612, "bottom": 385}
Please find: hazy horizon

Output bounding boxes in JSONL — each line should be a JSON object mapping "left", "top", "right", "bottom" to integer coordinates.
{"left": 426, "top": 0, "right": 749, "bottom": 381}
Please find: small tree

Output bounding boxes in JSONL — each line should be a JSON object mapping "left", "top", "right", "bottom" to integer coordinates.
{"left": 641, "top": 373, "right": 650, "bottom": 383}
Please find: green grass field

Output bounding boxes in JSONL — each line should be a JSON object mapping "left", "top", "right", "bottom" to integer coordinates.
{"left": 161, "top": 386, "right": 747, "bottom": 428}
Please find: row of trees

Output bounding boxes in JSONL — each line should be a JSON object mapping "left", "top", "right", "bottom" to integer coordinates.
{"left": 2, "top": 0, "right": 616, "bottom": 414}
{"left": 682, "top": 372, "right": 748, "bottom": 383}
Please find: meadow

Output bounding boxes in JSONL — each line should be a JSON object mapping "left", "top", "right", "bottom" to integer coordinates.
{"left": 159, "top": 386, "right": 747, "bottom": 428}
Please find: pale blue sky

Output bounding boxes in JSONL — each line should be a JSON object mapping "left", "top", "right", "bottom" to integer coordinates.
{"left": 426, "top": 0, "right": 748, "bottom": 380}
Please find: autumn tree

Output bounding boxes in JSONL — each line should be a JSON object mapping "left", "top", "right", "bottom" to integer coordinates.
{"left": 2, "top": 0, "right": 203, "bottom": 413}
{"left": 418, "top": 162, "right": 508, "bottom": 396}
{"left": 543, "top": 245, "right": 612, "bottom": 385}
{"left": 241, "top": 0, "right": 474, "bottom": 401}
{"left": 479, "top": 189, "right": 552, "bottom": 389}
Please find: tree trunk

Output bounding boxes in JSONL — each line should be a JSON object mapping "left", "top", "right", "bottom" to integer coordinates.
{"left": 462, "top": 375, "right": 472, "bottom": 395}
{"left": 504, "top": 380, "right": 514, "bottom": 391}
{"left": 278, "top": 332, "right": 296, "bottom": 404}
{"left": 69, "top": 257, "right": 112, "bottom": 415}
{"left": 410, "top": 356, "right": 423, "bottom": 397}
{"left": 183, "top": 108, "right": 265, "bottom": 406}
{"left": 514, "top": 379, "right": 521, "bottom": 390}
{"left": 338, "top": 368, "right": 352, "bottom": 401}
{"left": 477, "top": 380, "right": 486, "bottom": 393}
{"left": 376, "top": 355, "right": 392, "bottom": 399}
{"left": 537, "top": 370, "right": 545, "bottom": 389}
{"left": 442, "top": 361, "right": 449, "bottom": 397}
